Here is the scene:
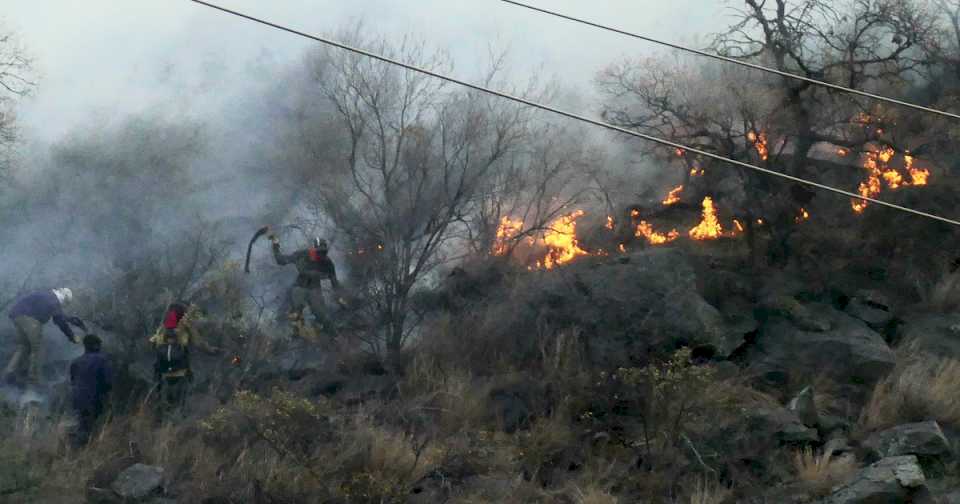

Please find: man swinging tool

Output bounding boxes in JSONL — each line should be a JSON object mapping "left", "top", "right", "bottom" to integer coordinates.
{"left": 271, "top": 234, "right": 344, "bottom": 339}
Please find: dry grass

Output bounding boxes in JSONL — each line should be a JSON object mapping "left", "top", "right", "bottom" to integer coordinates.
{"left": 793, "top": 447, "right": 858, "bottom": 496}
{"left": 572, "top": 485, "right": 620, "bottom": 504}
{"left": 924, "top": 270, "right": 960, "bottom": 312}
{"left": 402, "top": 358, "right": 492, "bottom": 436}
{"left": 684, "top": 476, "right": 732, "bottom": 504}
{"left": 859, "top": 355, "right": 960, "bottom": 432}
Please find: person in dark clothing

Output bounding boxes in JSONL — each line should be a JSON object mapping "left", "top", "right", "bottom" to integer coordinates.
{"left": 69, "top": 334, "right": 112, "bottom": 447}
{"left": 271, "top": 236, "right": 344, "bottom": 338}
{"left": 5, "top": 288, "right": 85, "bottom": 385}
{"left": 153, "top": 327, "right": 191, "bottom": 412}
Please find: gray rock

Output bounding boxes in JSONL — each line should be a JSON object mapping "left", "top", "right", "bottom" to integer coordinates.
{"left": 111, "top": 463, "right": 164, "bottom": 500}
{"left": 748, "top": 407, "right": 819, "bottom": 444}
{"left": 863, "top": 421, "right": 952, "bottom": 460}
{"left": 845, "top": 298, "right": 894, "bottom": 329}
{"left": 821, "top": 456, "right": 926, "bottom": 504}
{"left": 760, "top": 295, "right": 833, "bottom": 332}
{"left": 788, "top": 386, "right": 819, "bottom": 427}
{"left": 819, "top": 414, "right": 850, "bottom": 434}
{"left": 525, "top": 249, "right": 742, "bottom": 366}
{"left": 751, "top": 304, "right": 895, "bottom": 385}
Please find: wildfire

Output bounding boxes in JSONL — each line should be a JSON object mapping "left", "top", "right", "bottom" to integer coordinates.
{"left": 852, "top": 146, "right": 929, "bottom": 213}
{"left": 618, "top": 243, "right": 627, "bottom": 253}
{"left": 636, "top": 220, "right": 680, "bottom": 245}
{"left": 905, "top": 153, "right": 929, "bottom": 185}
{"left": 492, "top": 216, "right": 524, "bottom": 255}
{"left": 662, "top": 185, "right": 684, "bottom": 206}
{"left": 747, "top": 130, "right": 769, "bottom": 161}
{"left": 542, "top": 210, "right": 589, "bottom": 269}
{"left": 734, "top": 219, "right": 744, "bottom": 233}
{"left": 690, "top": 166, "right": 704, "bottom": 177}
{"left": 795, "top": 207, "right": 810, "bottom": 224}
{"left": 837, "top": 148, "right": 849, "bottom": 157}
{"left": 606, "top": 216, "right": 615, "bottom": 230}
{"left": 689, "top": 197, "right": 723, "bottom": 240}
{"left": 675, "top": 148, "right": 685, "bottom": 157}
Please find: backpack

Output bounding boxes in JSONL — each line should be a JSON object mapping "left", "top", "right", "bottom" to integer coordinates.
{"left": 155, "top": 342, "right": 190, "bottom": 377}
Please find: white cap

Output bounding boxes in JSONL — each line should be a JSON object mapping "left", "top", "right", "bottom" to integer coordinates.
{"left": 52, "top": 288, "right": 73, "bottom": 306}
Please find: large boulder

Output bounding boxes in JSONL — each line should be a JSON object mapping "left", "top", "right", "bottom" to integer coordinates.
{"left": 749, "top": 302, "right": 895, "bottom": 386}
{"left": 821, "top": 456, "right": 926, "bottom": 504}
{"left": 111, "top": 463, "right": 165, "bottom": 500}
{"left": 844, "top": 290, "right": 896, "bottom": 331}
{"left": 748, "top": 408, "right": 820, "bottom": 444}
{"left": 862, "top": 421, "right": 952, "bottom": 461}
{"left": 525, "top": 249, "right": 740, "bottom": 367}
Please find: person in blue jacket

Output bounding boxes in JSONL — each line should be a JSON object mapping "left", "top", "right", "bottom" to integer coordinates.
{"left": 4, "top": 287, "right": 85, "bottom": 385}
{"left": 69, "top": 334, "right": 112, "bottom": 447}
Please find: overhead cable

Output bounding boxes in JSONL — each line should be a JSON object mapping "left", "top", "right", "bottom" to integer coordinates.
{"left": 500, "top": 0, "right": 960, "bottom": 121}
{"left": 190, "top": 0, "right": 960, "bottom": 227}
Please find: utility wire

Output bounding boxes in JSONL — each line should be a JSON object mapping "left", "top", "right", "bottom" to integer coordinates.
{"left": 501, "top": 0, "right": 960, "bottom": 122}
{"left": 190, "top": 0, "right": 960, "bottom": 228}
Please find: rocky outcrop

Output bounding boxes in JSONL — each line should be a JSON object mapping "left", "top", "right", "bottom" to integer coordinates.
{"left": 744, "top": 407, "right": 820, "bottom": 444}
{"left": 749, "top": 302, "right": 895, "bottom": 386}
{"left": 526, "top": 249, "right": 741, "bottom": 368}
{"left": 862, "top": 421, "right": 952, "bottom": 461}
{"left": 821, "top": 456, "right": 926, "bottom": 504}
{"left": 844, "top": 290, "right": 895, "bottom": 330}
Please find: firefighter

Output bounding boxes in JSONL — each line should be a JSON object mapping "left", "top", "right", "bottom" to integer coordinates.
{"left": 4, "top": 288, "right": 86, "bottom": 386}
{"left": 271, "top": 236, "right": 344, "bottom": 339}
{"left": 149, "top": 302, "right": 219, "bottom": 412}
{"left": 69, "top": 334, "right": 113, "bottom": 447}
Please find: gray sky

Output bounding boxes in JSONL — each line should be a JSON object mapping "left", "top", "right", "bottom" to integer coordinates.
{"left": 6, "top": 0, "right": 729, "bottom": 142}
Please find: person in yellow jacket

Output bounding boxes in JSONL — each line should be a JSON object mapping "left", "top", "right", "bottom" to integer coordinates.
{"left": 149, "top": 302, "right": 219, "bottom": 411}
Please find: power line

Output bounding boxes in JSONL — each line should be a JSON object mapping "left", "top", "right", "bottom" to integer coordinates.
{"left": 501, "top": 0, "right": 960, "bottom": 122}
{"left": 190, "top": 0, "right": 960, "bottom": 228}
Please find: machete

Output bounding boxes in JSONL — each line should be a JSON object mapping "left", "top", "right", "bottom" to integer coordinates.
{"left": 244, "top": 226, "right": 270, "bottom": 273}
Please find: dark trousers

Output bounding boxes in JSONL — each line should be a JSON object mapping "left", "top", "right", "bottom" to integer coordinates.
{"left": 71, "top": 406, "right": 102, "bottom": 448}
{"left": 160, "top": 376, "right": 189, "bottom": 411}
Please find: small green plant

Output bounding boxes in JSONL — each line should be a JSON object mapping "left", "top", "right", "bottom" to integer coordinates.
{"left": 615, "top": 348, "right": 719, "bottom": 467}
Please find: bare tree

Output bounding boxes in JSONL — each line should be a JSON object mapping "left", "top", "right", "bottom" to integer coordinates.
{"left": 289, "top": 28, "right": 543, "bottom": 354}
{"left": 466, "top": 120, "right": 596, "bottom": 258}
{"left": 0, "top": 22, "right": 36, "bottom": 182}
{"left": 598, "top": 0, "right": 945, "bottom": 267}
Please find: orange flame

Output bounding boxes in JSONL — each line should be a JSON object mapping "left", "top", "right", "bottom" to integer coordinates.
{"left": 852, "top": 146, "right": 930, "bottom": 213}
{"left": 635, "top": 221, "right": 679, "bottom": 245}
{"left": 690, "top": 166, "right": 704, "bottom": 177}
{"left": 837, "top": 148, "right": 849, "bottom": 157}
{"left": 662, "top": 185, "right": 684, "bottom": 206}
{"left": 675, "top": 148, "right": 685, "bottom": 157}
{"left": 734, "top": 219, "right": 744, "bottom": 233}
{"left": 689, "top": 197, "right": 723, "bottom": 240}
{"left": 492, "top": 216, "right": 524, "bottom": 255}
{"left": 747, "top": 130, "right": 769, "bottom": 161}
{"left": 905, "top": 153, "right": 929, "bottom": 186}
{"left": 542, "top": 210, "right": 589, "bottom": 269}
{"left": 795, "top": 207, "right": 810, "bottom": 224}
{"left": 618, "top": 243, "right": 627, "bottom": 253}
{"left": 606, "top": 216, "right": 615, "bottom": 230}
